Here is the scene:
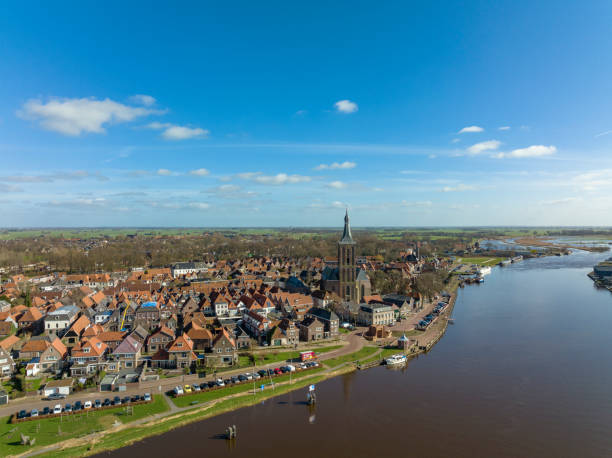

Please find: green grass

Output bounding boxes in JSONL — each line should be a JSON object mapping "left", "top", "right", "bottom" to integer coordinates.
{"left": 41, "top": 374, "right": 330, "bottom": 458}
{"left": 24, "top": 378, "right": 42, "bottom": 392}
{"left": 323, "top": 346, "right": 379, "bottom": 368}
{"left": 250, "top": 345, "right": 342, "bottom": 365}
{"left": 360, "top": 346, "right": 404, "bottom": 364}
{"left": 457, "top": 257, "right": 505, "bottom": 266}
{"left": 0, "top": 395, "right": 168, "bottom": 456}
{"left": 171, "top": 367, "right": 324, "bottom": 408}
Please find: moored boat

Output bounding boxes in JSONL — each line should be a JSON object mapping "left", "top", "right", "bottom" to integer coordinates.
{"left": 385, "top": 354, "right": 407, "bottom": 365}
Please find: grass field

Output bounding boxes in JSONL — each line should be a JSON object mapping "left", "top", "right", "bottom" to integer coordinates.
{"left": 41, "top": 373, "right": 332, "bottom": 458}
{"left": 0, "top": 395, "right": 168, "bottom": 456}
{"left": 171, "top": 367, "right": 324, "bottom": 408}
{"left": 457, "top": 257, "right": 505, "bottom": 266}
{"left": 232, "top": 345, "right": 342, "bottom": 371}
{"left": 323, "top": 346, "right": 379, "bottom": 368}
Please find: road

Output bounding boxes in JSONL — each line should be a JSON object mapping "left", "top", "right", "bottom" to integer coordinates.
{"left": 0, "top": 333, "right": 366, "bottom": 418}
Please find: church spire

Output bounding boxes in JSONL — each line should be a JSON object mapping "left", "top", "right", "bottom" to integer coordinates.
{"left": 340, "top": 209, "right": 354, "bottom": 243}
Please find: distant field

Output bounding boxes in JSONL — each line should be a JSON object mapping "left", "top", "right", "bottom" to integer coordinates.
{"left": 1, "top": 227, "right": 611, "bottom": 241}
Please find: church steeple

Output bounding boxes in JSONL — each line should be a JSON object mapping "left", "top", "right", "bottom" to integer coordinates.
{"left": 338, "top": 210, "right": 357, "bottom": 302}
{"left": 340, "top": 209, "right": 354, "bottom": 244}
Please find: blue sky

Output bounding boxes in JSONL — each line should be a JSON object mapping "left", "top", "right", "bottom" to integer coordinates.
{"left": 1, "top": 1, "right": 612, "bottom": 227}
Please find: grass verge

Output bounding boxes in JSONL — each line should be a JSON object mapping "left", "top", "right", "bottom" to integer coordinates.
{"left": 0, "top": 395, "right": 168, "bottom": 456}
{"left": 323, "top": 346, "right": 379, "bottom": 368}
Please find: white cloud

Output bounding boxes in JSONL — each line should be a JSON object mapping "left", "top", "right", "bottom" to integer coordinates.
{"left": 308, "top": 201, "right": 346, "bottom": 210}
{"left": 147, "top": 122, "right": 209, "bottom": 140}
{"left": 129, "top": 94, "right": 156, "bottom": 106}
{"left": 327, "top": 181, "right": 347, "bottom": 189}
{"left": 401, "top": 200, "right": 432, "bottom": 207}
{"left": 467, "top": 140, "right": 501, "bottom": 155}
{"left": 237, "top": 172, "right": 311, "bottom": 185}
{"left": 498, "top": 126, "right": 511, "bottom": 131}
{"left": 18, "top": 97, "right": 160, "bottom": 136}
{"left": 595, "top": 130, "right": 612, "bottom": 138}
{"left": 334, "top": 100, "right": 358, "bottom": 113}
{"left": 294, "top": 110, "right": 308, "bottom": 116}
{"left": 0, "top": 184, "right": 23, "bottom": 193}
{"left": 539, "top": 197, "right": 581, "bottom": 206}
{"left": 441, "top": 184, "right": 477, "bottom": 192}
{"left": 315, "top": 161, "right": 356, "bottom": 170}
{"left": 458, "top": 125, "right": 484, "bottom": 134}
{"left": 187, "top": 202, "right": 210, "bottom": 210}
{"left": 493, "top": 145, "right": 556, "bottom": 159}
{"left": 209, "top": 184, "right": 241, "bottom": 193}
{"left": 189, "top": 168, "right": 210, "bottom": 176}
{"left": 157, "top": 169, "right": 173, "bottom": 176}
{"left": 0, "top": 171, "right": 105, "bottom": 183}
{"left": 451, "top": 138, "right": 460, "bottom": 143}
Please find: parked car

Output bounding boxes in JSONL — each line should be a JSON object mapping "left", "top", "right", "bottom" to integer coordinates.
{"left": 193, "top": 384, "right": 201, "bottom": 391}
{"left": 84, "top": 401, "right": 92, "bottom": 409}
{"left": 174, "top": 386, "right": 183, "bottom": 396}
{"left": 257, "top": 370, "right": 267, "bottom": 377}
{"left": 273, "top": 367, "right": 281, "bottom": 375}
{"left": 216, "top": 378, "right": 225, "bottom": 387}
{"left": 286, "top": 365, "right": 296, "bottom": 372}
{"left": 53, "top": 404, "right": 62, "bottom": 414}
{"left": 103, "top": 398, "right": 111, "bottom": 407}
{"left": 184, "top": 384, "right": 192, "bottom": 393}
{"left": 46, "top": 393, "right": 66, "bottom": 401}
{"left": 17, "top": 410, "right": 26, "bottom": 419}
{"left": 238, "top": 374, "right": 247, "bottom": 382}
{"left": 30, "top": 408, "right": 38, "bottom": 417}
{"left": 42, "top": 406, "right": 50, "bottom": 416}
{"left": 199, "top": 382, "right": 208, "bottom": 390}
{"left": 95, "top": 399, "right": 102, "bottom": 408}
{"left": 113, "top": 396, "right": 122, "bottom": 405}
{"left": 131, "top": 395, "right": 140, "bottom": 402}
{"left": 230, "top": 375, "right": 239, "bottom": 384}
{"left": 74, "top": 401, "right": 82, "bottom": 411}
{"left": 64, "top": 403, "right": 72, "bottom": 412}
{"left": 122, "top": 396, "right": 131, "bottom": 404}
{"left": 245, "top": 372, "right": 253, "bottom": 380}
{"left": 144, "top": 392, "right": 151, "bottom": 401}
{"left": 253, "top": 372, "right": 261, "bottom": 380}
{"left": 207, "top": 381, "right": 216, "bottom": 388}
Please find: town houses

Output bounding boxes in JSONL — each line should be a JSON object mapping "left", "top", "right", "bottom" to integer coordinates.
{"left": 0, "top": 212, "right": 434, "bottom": 390}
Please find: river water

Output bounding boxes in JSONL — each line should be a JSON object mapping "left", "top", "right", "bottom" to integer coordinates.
{"left": 98, "top": 250, "right": 612, "bottom": 458}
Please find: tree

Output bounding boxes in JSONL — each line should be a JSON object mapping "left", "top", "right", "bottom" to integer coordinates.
{"left": 413, "top": 270, "right": 448, "bottom": 300}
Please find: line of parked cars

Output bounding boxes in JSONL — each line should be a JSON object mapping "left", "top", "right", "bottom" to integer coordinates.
{"left": 174, "top": 361, "right": 319, "bottom": 396}
{"left": 16, "top": 392, "right": 152, "bottom": 420}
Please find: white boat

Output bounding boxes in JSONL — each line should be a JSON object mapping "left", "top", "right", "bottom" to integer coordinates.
{"left": 385, "top": 354, "right": 407, "bottom": 365}
{"left": 478, "top": 266, "right": 492, "bottom": 275}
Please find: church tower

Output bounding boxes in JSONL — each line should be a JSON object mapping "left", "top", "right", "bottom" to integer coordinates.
{"left": 338, "top": 209, "right": 357, "bottom": 302}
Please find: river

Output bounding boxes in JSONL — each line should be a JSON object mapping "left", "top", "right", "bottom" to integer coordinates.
{"left": 97, "top": 249, "right": 612, "bottom": 458}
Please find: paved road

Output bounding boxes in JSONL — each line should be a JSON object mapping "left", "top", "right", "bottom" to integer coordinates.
{"left": 0, "top": 334, "right": 366, "bottom": 418}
